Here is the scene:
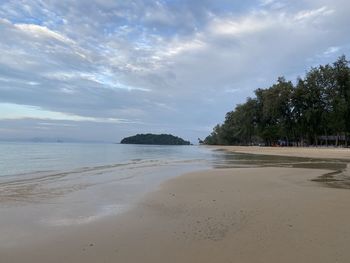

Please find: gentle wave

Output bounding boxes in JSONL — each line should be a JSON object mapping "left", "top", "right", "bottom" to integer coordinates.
{"left": 0, "top": 158, "right": 207, "bottom": 186}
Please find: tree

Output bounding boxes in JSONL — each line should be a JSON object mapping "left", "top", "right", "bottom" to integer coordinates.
{"left": 333, "top": 56, "right": 350, "bottom": 146}
{"left": 255, "top": 77, "right": 294, "bottom": 145}
{"left": 204, "top": 56, "right": 350, "bottom": 147}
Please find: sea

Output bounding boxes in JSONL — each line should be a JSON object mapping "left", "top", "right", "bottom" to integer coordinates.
{"left": 0, "top": 142, "right": 220, "bottom": 179}
{"left": 0, "top": 142, "right": 229, "bottom": 242}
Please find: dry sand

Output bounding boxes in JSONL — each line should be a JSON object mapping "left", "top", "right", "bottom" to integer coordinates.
{"left": 210, "top": 145, "right": 350, "bottom": 160}
{"left": 3, "top": 166, "right": 350, "bottom": 263}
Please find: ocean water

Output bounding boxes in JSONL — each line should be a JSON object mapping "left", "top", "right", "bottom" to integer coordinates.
{"left": 0, "top": 142, "right": 217, "bottom": 178}
{"left": 0, "top": 142, "right": 225, "bottom": 241}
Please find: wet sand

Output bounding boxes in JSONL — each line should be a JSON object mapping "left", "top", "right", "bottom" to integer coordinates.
{"left": 3, "top": 166, "right": 350, "bottom": 263}
{"left": 211, "top": 146, "right": 350, "bottom": 160}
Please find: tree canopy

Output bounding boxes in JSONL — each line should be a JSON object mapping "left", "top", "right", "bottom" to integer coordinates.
{"left": 204, "top": 56, "right": 350, "bottom": 147}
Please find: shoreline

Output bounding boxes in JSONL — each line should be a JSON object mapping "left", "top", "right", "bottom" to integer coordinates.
{"left": 2, "top": 146, "right": 350, "bottom": 262}
{"left": 208, "top": 145, "right": 350, "bottom": 160}
{"left": 3, "top": 165, "right": 350, "bottom": 262}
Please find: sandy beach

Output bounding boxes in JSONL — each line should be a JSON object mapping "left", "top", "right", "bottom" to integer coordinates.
{"left": 210, "top": 145, "right": 350, "bottom": 160}
{"left": 3, "top": 162, "right": 350, "bottom": 262}
{"left": 2, "top": 0, "right": 350, "bottom": 262}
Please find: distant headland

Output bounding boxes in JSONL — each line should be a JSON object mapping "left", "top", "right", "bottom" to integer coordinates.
{"left": 120, "top": 134, "right": 191, "bottom": 145}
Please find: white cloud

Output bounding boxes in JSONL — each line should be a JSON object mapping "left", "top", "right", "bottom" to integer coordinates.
{"left": 0, "top": 103, "right": 135, "bottom": 123}
{"left": 259, "top": 0, "right": 286, "bottom": 9}
{"left": 44, "top": 70, "right": 151, "bottom": 91}
{"left": 14, "top": 23, "right": 75, "bottom": 44}
{"left": 155, "top": 36, "right": 206, "bottom": 62}
{"left": 209, "top": 14, "right": 273, "bottom": 37}
{"left": 323, "top": 46, "right": 341, "bottom": 55}
{"left": 294, "top": 6, "right": 334, "bottom": 21}
{"left": 260, "top": 0, "right": 276, "bottom": 6}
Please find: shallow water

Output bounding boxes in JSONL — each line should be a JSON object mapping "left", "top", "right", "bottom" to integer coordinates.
{"left": 0, "top": 142, "right": 218, "bottom": 178}
{"left": 0, "top": 143, "right": 221, "bottom": 247}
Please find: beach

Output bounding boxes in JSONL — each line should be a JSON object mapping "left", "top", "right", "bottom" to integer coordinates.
{"left": 1, "top": 146, "right": 350, "bottom": 262}
{"left": 210, "top": 145, "right": 350, "bottom": 160}
{"left": 2, "top": 0, "right": 350, "bottom": 262}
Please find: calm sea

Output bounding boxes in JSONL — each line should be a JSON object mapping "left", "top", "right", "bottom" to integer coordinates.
{"left": 0, "top": 142, "right": 227, "bottom": 234}
{"left": 0, "top": 142, "right": 336, "bottom": 246}
{"left": 0, "top": 142, "right": 218, "bottom": 178}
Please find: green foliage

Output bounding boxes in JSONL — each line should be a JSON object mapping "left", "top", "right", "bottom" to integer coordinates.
{"left": 121, "top": 134, "right": 191, "bottom": 145}
{"left": 204, "top": 56, "right": 350, "bottom": 146}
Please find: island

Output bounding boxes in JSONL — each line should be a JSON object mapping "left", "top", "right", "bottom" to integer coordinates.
{"left": 120, "top": 134, "right": 191, "bottom": 145}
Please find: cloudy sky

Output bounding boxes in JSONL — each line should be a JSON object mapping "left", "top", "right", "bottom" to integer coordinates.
{"left": 0, "top": 0, "right": 349, "bottom": 143}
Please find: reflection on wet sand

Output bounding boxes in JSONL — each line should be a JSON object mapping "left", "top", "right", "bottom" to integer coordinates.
{"left": 211, "top": 150, "right": 350, "bottom": 189}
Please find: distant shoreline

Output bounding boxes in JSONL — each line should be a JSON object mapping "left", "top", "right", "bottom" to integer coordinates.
{"left": 206, "top": 145, "right": 350, "bottom": 160}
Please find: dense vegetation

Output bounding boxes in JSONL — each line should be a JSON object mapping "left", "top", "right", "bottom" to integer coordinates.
{"left": 121, "top": 134, "right": 191, "bottom": 145}
{"left": 204, "top": 56, "right": 350, "bottom": 147}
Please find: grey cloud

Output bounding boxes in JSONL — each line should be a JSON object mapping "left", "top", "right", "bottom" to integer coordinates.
{"left": 0, "top": 0, "right": 349, "bottom": 142}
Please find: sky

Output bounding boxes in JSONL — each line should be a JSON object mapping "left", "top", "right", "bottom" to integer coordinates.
{"left": 0, "top": 0, "right": 349, "bottom": 143}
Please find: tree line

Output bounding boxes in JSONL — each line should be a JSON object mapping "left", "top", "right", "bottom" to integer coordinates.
{"left": 204, "top": 56, "right": 350, "bottom": 147}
